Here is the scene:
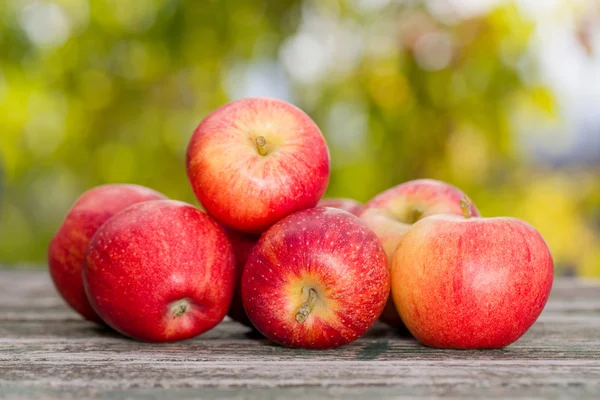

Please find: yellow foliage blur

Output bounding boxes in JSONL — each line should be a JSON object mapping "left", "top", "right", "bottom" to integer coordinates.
{"left": 0, "top": 0, "right": 599, "bottom": 276}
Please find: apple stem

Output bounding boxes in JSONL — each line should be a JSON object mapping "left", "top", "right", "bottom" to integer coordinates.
{"left": 295, "top": 288, "right": 318, "bottom": 323}
{"left": 460, "top": 196, "right": 473, "bottom": 219}
{"left": 170, "top": 299, "right": 189, "bottom": 317}
{"left": 256, "top": 136, "right": 267, "bottom": 156}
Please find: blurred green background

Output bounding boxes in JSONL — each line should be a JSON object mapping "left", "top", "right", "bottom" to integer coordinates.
{"left": 0, "top": 0, "right": 599, "bottom": 275}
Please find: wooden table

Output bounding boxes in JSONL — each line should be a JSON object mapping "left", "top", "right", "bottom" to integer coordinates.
{"left": 1, "top": 269, "right": 599, "bottom": 399}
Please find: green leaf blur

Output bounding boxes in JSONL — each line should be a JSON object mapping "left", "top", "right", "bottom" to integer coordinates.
{"left": 0, "top": 0, "right": 599, "bottom": 276}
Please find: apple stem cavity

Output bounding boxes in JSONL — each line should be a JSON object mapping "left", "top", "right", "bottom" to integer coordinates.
{"left": 411, "top": 208, "right": 424, "bottom": 223}
{"left": 460, "top": 196, "right": 473, "bottom": 219}
{"left": 295, "top": 288, "right": 318, "bottom": 323}
{"left": 170, "top": 299, "right": 190, "bottom": 318}
{"left": 256, "top": 136, "right": 267, "bottom": 156}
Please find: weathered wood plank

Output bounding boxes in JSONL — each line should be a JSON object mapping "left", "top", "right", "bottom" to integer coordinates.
{"left": 1, "top": 269, "right": 599, "bottom": 399}
{"left": 3, "top": 381, "right": 597, "bottom": 400}
{"left": 2, "top": 270, "right": 599, "bottom": 319}
{"left": 1, "top": 360, "right": 599, "bottom": 390}
{"left": 1, "top": 318, "right": 600, "bottom": 360}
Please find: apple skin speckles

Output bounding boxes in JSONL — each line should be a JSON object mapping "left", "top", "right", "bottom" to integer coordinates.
{"left": 186, "top": 97, "right": 330, "bottom": 234}
{"left": 83, "top": 200, "right": 236, "bottom": 343}
{"left": 223, "top": 227, "right": 260, "bottom": 328}
{"left": 48, "top": 184, "right": 167, "bottom": 323}
{"left": 242, "top": 207, "right": 389, "bottom": 349}
{"left": 359, "top": 179, "right": 480, "bottom": 330}
{"left": 391, "top": 214, "right": 554, "bottom": 349}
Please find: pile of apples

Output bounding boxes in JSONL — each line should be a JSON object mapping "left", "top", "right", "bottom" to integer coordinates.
{"left": 48, "top": 98, "right": 554, "bottom": 349}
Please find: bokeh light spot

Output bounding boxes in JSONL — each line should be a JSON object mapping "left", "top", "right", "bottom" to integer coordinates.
{"left": 20, "top": 2, "right": 71, "bottom": 48}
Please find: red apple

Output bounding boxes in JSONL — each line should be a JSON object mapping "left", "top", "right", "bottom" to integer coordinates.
{"left": 187, "top": 97, "right": 330, "bottom": 234}
{"left": 224, "top": 228, "right": 259, "bottom": 328}
{"left": 242, "top": 207, "right": 389, "bottom": 349}
{"left": 318, "top": 198, "right": 363, "bottom": 216}
{"left": 48, "top": 184, "right": 167, "bottom": 323}
{"left": 360, "top": 179, "right": 480, "bottom": 329}
{"left": 391, "top": 200, "right": 554, "bottom": 349}
{"left": 83, "top": 200, "right": 236, "bottom": 342}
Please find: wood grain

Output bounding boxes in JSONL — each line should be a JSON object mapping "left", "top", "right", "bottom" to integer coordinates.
{"left": 1, "top": 269, "right": 599, "bottom": 399}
